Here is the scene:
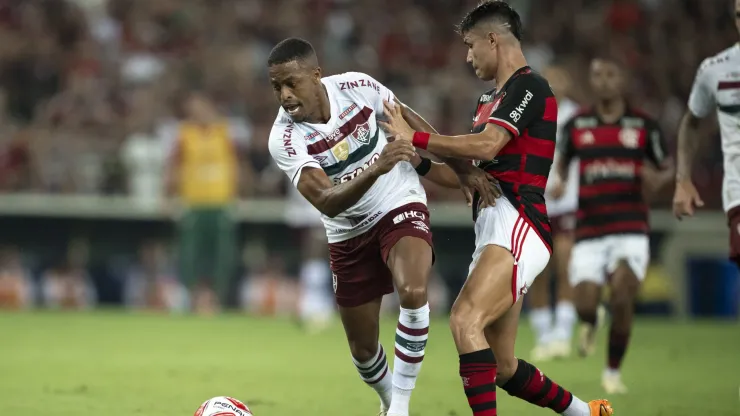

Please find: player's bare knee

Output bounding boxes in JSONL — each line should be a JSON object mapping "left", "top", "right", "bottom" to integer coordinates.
{"left": 396, "top": 282, "right": 428, "bottom": 309}
{"left": 449, "top": 300, "right": 485, "bottom": 341}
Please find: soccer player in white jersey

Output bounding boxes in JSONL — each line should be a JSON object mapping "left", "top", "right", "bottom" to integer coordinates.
{"left": 266, "top": 38, "right": 496, "bottom": 416}
{"left": 528, "top": 64, "right": 581, "bottom": 361}
{"left": 674, "top": 0, "right": 740, "bottom": 268}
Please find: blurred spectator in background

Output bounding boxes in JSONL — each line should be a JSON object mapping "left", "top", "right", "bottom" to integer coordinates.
{"left": 123, "top": 239, "right": 187, "bottom": 312}
{"left": 0, "top": 245, "right": 34, "bottom": 310}
{"left": 40, "top": 236, "right": 97, "bottom": 309}
{"left": 166, "top": 91, "right": 248, "bottom": 314}
{"left": 238, "top": 240, "right": 298, "bottom": 317}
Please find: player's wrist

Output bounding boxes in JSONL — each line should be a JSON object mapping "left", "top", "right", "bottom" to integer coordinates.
{"left": 412, "top": 131, "right": 430, "bottom": 150}
{"left": 414, "top": 156, "right": 432, "bottom": 176}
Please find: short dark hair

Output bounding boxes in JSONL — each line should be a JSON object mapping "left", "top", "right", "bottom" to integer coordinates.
{"left": 458, "top": 1, "right": 523, "bottom": 41}
{"left": 267, "top": 38, "right": 316, "bottom": 66}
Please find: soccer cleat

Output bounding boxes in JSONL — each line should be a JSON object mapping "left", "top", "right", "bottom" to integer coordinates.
{"left": 577, "top": 323, "right": 597, "bottom": 357}
{"left": 588, "top": 399, "right": 614, "bottom": 415}
{"left": 548, "top": 339, "right": 572, "bottom": 359}
{"left": 602, "top": 371, "right": 628, "bottom": 394}
{"left": 530, "top": 343, "right": 555, "bottom": 362}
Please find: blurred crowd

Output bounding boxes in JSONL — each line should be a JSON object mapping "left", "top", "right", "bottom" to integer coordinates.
{"left": 0, "top": 0, "right": 733, "bottom": 205}
{"left": 0, "top": 0, "right": 735, "bottom": 314}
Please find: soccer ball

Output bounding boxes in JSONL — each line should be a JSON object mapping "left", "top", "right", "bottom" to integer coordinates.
{"left": 194, "top": 396, "right": 252, "bottom": 416}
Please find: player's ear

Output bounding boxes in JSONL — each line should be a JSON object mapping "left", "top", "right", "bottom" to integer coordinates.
{"left": 487, "top": 31, "right": 498, "bottom": 48}
{"left": 313, "top": 67, "right": 322, "bottom": 83}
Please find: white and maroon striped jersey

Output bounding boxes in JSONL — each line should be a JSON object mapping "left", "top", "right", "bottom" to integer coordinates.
{"left": 268, "top": 72, "right": 426, "bottom": 243}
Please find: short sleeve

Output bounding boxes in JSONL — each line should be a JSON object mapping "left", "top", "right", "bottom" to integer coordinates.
{"left": 645, "top": 118, "right": 669, "bottom": 168}
{"left": 687, "top": 60, "right": 715, "bottom": 118}
{"left": 556, "top": 118, "right": 576, "bottom": 165}
{"left": 268, "top": 122, "right": 321, "bottom": 187}
{"left": 488, "top": 74, "right": 546, "bottom": 137}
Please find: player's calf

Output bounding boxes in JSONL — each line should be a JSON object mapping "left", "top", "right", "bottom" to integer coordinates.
{"left": 386, "top": 235, "right": 433, "bottom": 416}
{"left": 603, "top": 261, "right": 639, "bottom": 394}
{"left": 573, "top": 282, "right": 602, "bottom": 357}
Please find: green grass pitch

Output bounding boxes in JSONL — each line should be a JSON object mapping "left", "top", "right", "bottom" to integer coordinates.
{"left": 1, "top": 311, "right": 738, "bottom": 415}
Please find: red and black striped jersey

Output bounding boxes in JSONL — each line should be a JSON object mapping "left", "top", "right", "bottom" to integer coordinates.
{"left": 470, "top": 66, "right": 558, "bottom": 250}
{"left": 559, "top": 107, "right": 668, "bottom": 241}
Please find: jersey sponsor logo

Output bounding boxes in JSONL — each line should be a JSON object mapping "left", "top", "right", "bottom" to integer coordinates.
{"left": 509, "top": 90, "right": 534, "bottom": 123}
{"left": 334, "top": 152, "right": 380, "bottom": 183}
{"left": 393, "top": 210, "right": 426, "bottom": 224}
{"left": 338, "top": 103, "right": 358, "bottom": 120}
{"left": 619, "top": 128, "right": 640, "bottom": 148}
{"left": 350, "top": 122, "right": 371, "bottom": 144}
{"left": 305, "top": 131, "right": 321, "bottom": 140}
{"left": 282, "top": 123, "right": 297, "bottom": 157}
{"left": 584, "top": 159, "right": 637, "bottom": 183}
{"left": 313, "top": 155, "right": 328, "bottom": 166}
{"left": 480, "top": 93, "right": 492, "bottom": 102}
{"left": 622, "top": 117, "right": 645, "bottom": 128}
{"left": 333, "top": 210, "right": 383, "bottom": 233}
{"left": 339, "top": 79, "right": 381, "bottom": 94}
{"left": 332, "top": 139, "right": 350, "bottom": 161}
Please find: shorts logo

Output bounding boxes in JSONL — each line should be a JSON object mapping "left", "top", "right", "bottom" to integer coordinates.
{"left": 412, "top": 220, "right": 429, "bottom": 233}
{"left": 332, "top": 272, "right": 338, "bottom": 293}
{"left": 393, "top": 210, "right": 426, "bottom": 224}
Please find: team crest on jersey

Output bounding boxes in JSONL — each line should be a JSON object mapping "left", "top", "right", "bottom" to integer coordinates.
{"left": 332, "top": 139, "right": 350, "bottom": 161}
{"left": 619, "top": 128, "right": 639, "bottom": 148}
{"left": 350, "top": 122, "right": 371, "bottom": 144}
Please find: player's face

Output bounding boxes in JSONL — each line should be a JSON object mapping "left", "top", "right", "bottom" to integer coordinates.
{"left": 589, "top": 60, "right": 624, "bottom": 100}
{"left": 463, "top": 31, "right": 497, "bottom": 81}
{"left": 269, "top": 61, "right": 322, "bottom": 122}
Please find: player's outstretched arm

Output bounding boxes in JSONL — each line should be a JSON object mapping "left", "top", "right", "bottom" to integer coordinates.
{"left": 296, "top": 140, "right": 415, "bottom": 218}
{"left": 397, "top": 100, "right": 502, "bottom": 205}
{"left": 673, "top": 111, "right": 705, "bottom": 218}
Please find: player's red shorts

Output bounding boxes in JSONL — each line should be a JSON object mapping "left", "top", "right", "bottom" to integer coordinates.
{"left": 727, "top": 206, "right": 740, "bottom": 267}
{"left": 550, "top": 212, "right": 576, "bottom": 236}
{"left": 328, "top": 202, "right": 434, "bottom": 308}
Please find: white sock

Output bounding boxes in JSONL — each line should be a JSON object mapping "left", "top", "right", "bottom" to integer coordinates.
{"left": 298, "top": 259, "right": 333, "bottom": 321}
{"left": 561, "top": 395, "right": 590, "bottom": 416}
{"left": 529, "top": 307, "right": 553, "bottom": 345}
{"left": 389, "top": 303, "right": 430, "bottom": 415}
{"left": 352, "top": 343, "right": 393, "bottom": 411}
{"left": 603, "top": 367, "right": 620, "bottom": 378}
{"left": 551, "top": 301, "right": 577, "bottom": 342}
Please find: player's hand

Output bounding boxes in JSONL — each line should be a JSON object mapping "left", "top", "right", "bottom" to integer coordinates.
{"left": 373, "top": 139, "right": 415, "bottom": 176}
{"left": 457, "top": 168, "right": 501, "bottom": 208}
{"left": 548, "top": 176, "right": 566, "bottom": 200}
{"left": 378, "top": 100, "right": 415, "bottom": 142}
{"left": 672, "top": 179, "right": 704, "bottom": 220}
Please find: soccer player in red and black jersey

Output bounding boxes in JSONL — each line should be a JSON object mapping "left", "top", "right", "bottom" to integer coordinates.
{"left": 550, "top": 57, "right": 674, "bottom": 395}
{"left": 381, "top": 2, "right": 613, "bottom": 415}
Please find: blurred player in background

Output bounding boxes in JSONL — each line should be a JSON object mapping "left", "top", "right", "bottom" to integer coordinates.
{"left": 381, "top": 2, "right": 612, "bottom": 415}
{"left": 266, "top": 38, "right": 495, "bottom": 416}
{"left": 166, "top": 92, "right": 247, "bottom": 314}
{"left": 551, "top": 57, "right": 674, "bottom": 394}
{"left": 528, "top": 64, "right": 580, "bottom": 362}
{"left": 673, "top": 0, "right": 740, "bottom": 269}
{"left": 284, "top": 186, "right": 335, "bottom": 333}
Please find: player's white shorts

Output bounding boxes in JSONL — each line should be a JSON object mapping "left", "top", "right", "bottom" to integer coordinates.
{"left": 569, "top": 234, "right": 650, "bottom": 286}
{"left": 468, "top": 197, "right": 551, "bottom": 303}
{"left": 545, "top": 159, "right": 579, "bottom": 217}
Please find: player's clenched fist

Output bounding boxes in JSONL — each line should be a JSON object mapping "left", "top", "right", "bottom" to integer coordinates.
{"left": 672, "top": 179, "right": 704, "bottom": 220}
{"left": 373, "top": 140, "right": 416, "bottom": 175}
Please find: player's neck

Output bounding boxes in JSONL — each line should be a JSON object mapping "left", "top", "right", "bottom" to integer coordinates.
{"left": 309, "top": 85, "right": 332, "bottom": 124}
{"left": 595, "top": 99, "right": 626, "bottom": 123}
{"left": 495, "top": 48, "right": 528, "bottom": 91}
